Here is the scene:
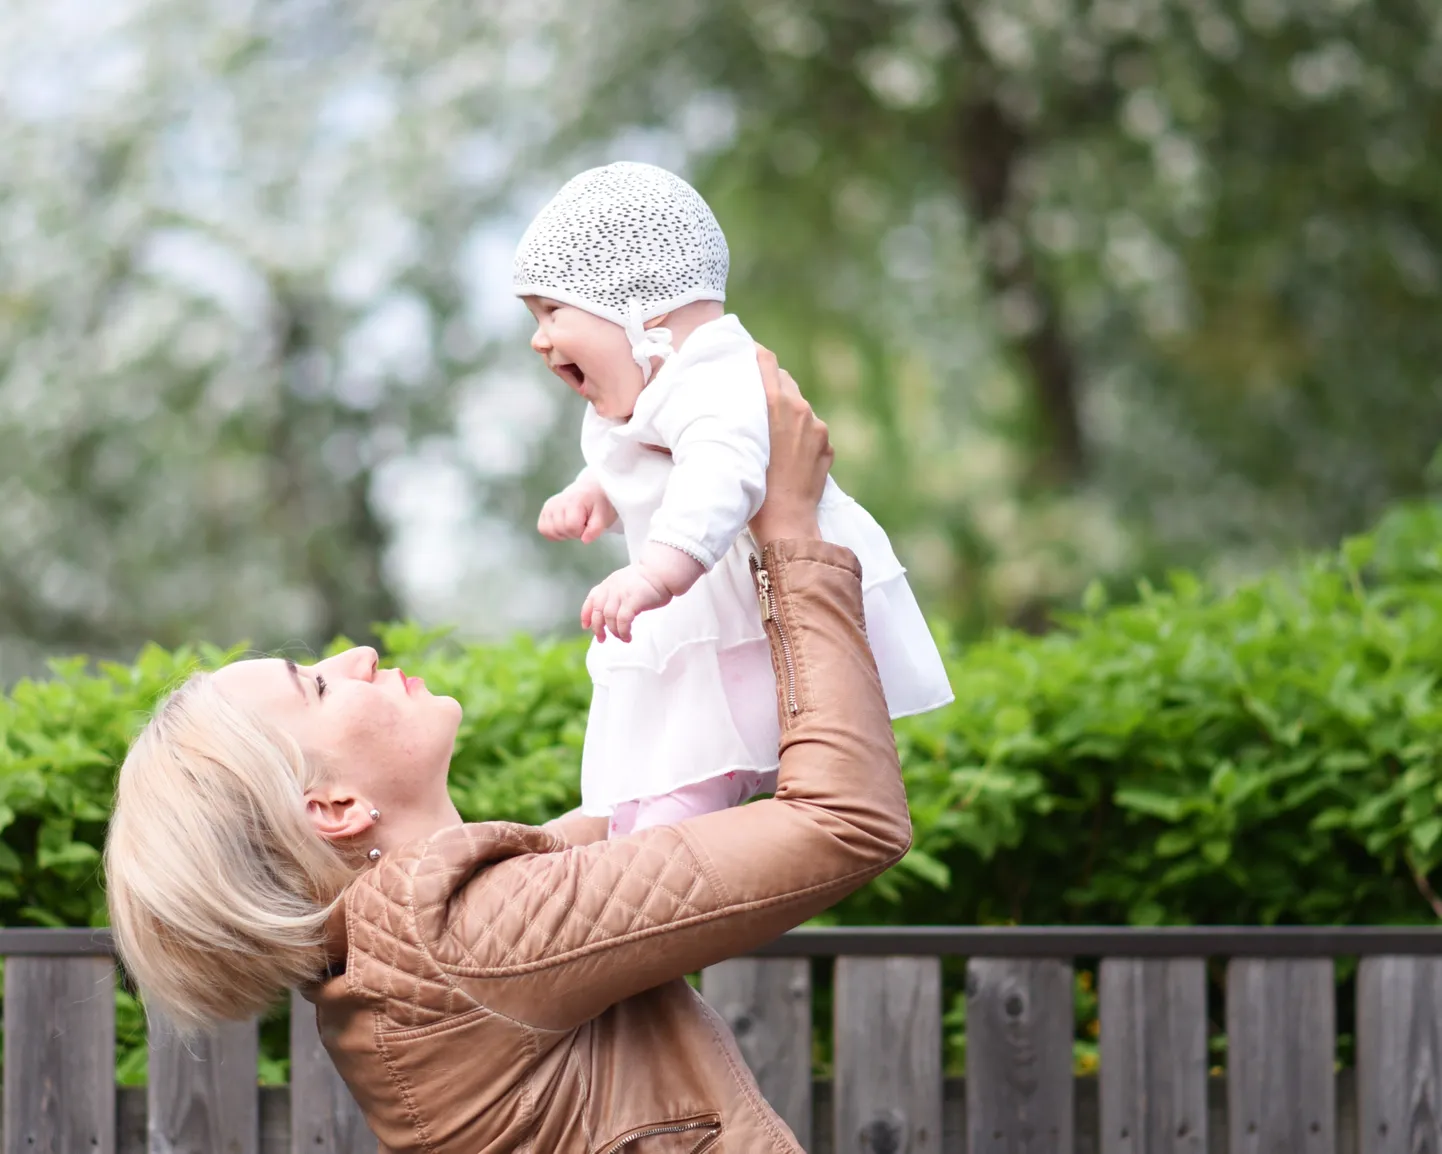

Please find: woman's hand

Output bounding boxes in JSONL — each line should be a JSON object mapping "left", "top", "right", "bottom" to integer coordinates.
{"left": 749, "top": 345, "right": 833, "bottom": 545}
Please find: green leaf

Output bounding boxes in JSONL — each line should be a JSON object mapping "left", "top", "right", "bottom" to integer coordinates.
{"left": 1201, "top": 839, "right": 1231, "bottom": 865}
{"left": 1115, "top": 789, "right": 1186, "bottom": 822}
{"left": 1413, "top": 818, "right": 1442, "bottom": 856}
{"left": 896, "top": 849, "right": 951, "bottom": 890}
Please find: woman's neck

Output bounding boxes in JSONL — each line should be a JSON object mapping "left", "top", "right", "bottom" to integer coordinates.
{"left": 373, "top": 795, "right": 464, "bottom": 857}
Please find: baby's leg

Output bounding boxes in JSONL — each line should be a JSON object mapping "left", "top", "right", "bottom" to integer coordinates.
{"left": 628, "top": 772, "right": 764, "bottom": 833}
{"left": 608, "top": 801, "right": 641, "bottom": 838}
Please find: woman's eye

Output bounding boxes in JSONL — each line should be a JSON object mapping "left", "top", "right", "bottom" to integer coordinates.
{"left": 316, "top": 675, "right": 328, "bottom": 699}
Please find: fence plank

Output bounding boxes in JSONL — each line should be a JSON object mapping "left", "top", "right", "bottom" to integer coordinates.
{"left": 1357, "top": 956, "right": 1442, "bottom": 1154}
{"left": 2, "top": 956, "right": 116, "bottom": 1154}
{"left": 148, "top": 1015, "right": 259, "bottom": 1154}
{"left": 1099, "top": 958, "right": 1207, "bottom": 1154}
{"left": 702, "top": 957, "right": 812, "bottom": 1148}
{"left": 967, "top": 958, "right": 1075, "bottom": 1154}
{"left": 835, "top": 956, "right": 942, "bottom": 1154}
{"left": 289, "top": 991, "right": 376, "bottom": 1154}
{"left": 1226, "top": 958, "right": 1335, "bottom": 1154}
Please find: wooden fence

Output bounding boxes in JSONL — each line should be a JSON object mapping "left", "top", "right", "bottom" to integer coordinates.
{"left": 4, "top": 926, "right": 1442, "bottom": 1153}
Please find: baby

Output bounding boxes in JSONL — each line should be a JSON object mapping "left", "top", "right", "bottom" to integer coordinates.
{"left": 514, "top": 161, "right": 952, "bottom": 836}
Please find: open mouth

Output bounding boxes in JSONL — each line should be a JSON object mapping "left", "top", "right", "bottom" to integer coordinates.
{"left": 552, "top": 362, "right": 587, "bottom": 395}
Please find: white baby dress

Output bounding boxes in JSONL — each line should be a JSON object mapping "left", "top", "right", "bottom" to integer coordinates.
{"left": 576, "top": 313, "right": 954, "bottom": 816}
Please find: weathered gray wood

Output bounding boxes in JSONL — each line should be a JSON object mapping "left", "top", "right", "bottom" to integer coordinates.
{"left": 835, "top": 956, "right": 942, "bottom": 1154}
{"left": 0, "top": 1070, "right": 1381, "bottom": 1154}
{"left": 3, "top": 955, "right": 116, "bottom": 1154}
{"left": 288, "top": 990, "right": 376, "bottom": 1154}
{"left": 118, "top": 1088, "right": 145, "bottom": 1154}
{"left": 1099, "top": 958, "right": 1207, "bottom": 1153}
{"left": 967, "top": 958, "right": 1075, "bottom": 1153}
{"left": 148, "top": 1015, "right": 259, "bottom": 1154}
{"left": 1356, "top": 956, "right": 1442, "bottom": 1153}
{"left": 1226, "top": 958, "right": 1335, "bottom": 1154}
{"left": 702, "top": 958, "right": 812, "bottom": 1148}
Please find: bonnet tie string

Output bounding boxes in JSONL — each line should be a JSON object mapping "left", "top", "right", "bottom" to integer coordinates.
{"left": 625, "top": 298, "right": 674, "bottom": 384}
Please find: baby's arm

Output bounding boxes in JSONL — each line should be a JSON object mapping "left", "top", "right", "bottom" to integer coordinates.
{"left": 582, "top": 553, "right": 698, "bottom": 643}
{"left": 646, "top": 343, "right": 770, "bottom": 569}
{"left": 581, "top": 344, "right": 769, "bottom": 642}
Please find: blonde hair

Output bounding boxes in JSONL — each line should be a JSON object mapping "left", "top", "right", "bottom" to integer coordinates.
{"left": 104, "top": 673, "right": 361, "bottom": 1033}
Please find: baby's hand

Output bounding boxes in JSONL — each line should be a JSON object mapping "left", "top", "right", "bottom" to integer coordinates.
{"left": 538, "top": 478, "right": 616, "bottom": 543}
{"left": 581, "top": 565, "right": 671, "bottom": 643}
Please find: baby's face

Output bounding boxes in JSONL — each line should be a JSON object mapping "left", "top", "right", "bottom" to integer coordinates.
{"left": 524, "top": 297, "right": 645, "bottom": 421}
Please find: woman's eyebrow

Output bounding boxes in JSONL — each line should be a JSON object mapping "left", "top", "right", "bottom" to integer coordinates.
{"left": 284, "top": 659, "right": 309, "bottom": 704}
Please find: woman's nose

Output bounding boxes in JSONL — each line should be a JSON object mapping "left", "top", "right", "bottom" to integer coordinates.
{"left": 320, "top": 646, "right": 379, "bottom": 680}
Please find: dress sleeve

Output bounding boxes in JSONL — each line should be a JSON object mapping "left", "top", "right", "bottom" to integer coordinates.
{"left": 644, "top": 341, "right": 769, "bottom": 569}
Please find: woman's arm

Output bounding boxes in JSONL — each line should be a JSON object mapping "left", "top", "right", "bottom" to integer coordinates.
{"left": 429, "top": 352, "right": 909, "bottom": 1031}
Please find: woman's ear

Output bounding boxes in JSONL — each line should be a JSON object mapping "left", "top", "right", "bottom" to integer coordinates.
{"left": 303, "top": 788, "right": 377, "bottom": 844}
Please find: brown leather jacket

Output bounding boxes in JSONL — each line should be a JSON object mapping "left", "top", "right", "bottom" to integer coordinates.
{"left": 303, "top": 539, "right": 911, "bottom": 1152}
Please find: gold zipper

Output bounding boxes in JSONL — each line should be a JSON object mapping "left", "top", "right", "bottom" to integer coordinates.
{"left": 751, "top": 550, "right": 799, "bottom": 715}
{"left": 600, "top": 1117, "right": 720, "bottom": 1153}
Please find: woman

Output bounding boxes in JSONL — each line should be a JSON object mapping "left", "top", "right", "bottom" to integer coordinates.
{"left": 105, "top": 351, "right": 911, "bottom": 1153}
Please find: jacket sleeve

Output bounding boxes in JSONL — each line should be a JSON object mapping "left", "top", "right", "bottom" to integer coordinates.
{"left": 540, "top": 808, "right": 610, "bottom": 847}
{"left": 429, "top": 539, "right": 911, "bottom": 1031}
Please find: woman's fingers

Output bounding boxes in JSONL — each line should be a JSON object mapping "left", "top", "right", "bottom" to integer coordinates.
{"left": 749, "top": 344, "right": 830, "bottom": 541}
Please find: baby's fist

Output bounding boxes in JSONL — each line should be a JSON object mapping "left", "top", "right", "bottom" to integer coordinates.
{"left": 538, "top": 479, "right": 616, "bottom": 543}
{"left": 581, "top": 565, "right": 671, "bottom": 643}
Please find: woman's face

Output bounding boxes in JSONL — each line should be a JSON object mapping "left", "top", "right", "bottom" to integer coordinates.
{"left": 212, "top": 647, "right": 462, "bottom": 828}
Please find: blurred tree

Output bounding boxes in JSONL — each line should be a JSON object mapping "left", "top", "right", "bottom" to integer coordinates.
{"left": 6, "top": 0, "right": 1442, "bottom": 675}
{"left": 0, "top": 0, "right": 586, "bottom": 675}
{"left": 518, "top": 0, "right": 1442, "bottom": 620}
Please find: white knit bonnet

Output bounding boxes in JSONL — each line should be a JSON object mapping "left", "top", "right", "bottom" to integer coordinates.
{"left": 512, "top": 162, "right": 729, "bottom": 383}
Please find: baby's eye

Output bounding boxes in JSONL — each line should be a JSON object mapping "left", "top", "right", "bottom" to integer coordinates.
{"left": 316, "top": 675, "right": 328, "bottom": 699}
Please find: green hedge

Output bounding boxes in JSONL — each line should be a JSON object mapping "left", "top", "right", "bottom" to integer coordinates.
{"left": 4, "top": 500, "right": 1442, "bottom": 1079}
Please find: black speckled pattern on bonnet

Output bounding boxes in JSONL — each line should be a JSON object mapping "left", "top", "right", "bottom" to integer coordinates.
{"left": 512, "top": 161, "right": 730, "bottom": 321}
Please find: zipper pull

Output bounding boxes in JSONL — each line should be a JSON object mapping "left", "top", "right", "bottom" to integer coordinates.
{"left": 751, "top": 555, "right": 773, "bottom": 622}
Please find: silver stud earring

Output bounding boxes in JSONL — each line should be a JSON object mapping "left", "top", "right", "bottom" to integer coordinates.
{"left": 369, "top": 808, "right": 381, "bottom": 822}
{"left": 368, "top": 847, "right": 381, "bottom": 862}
